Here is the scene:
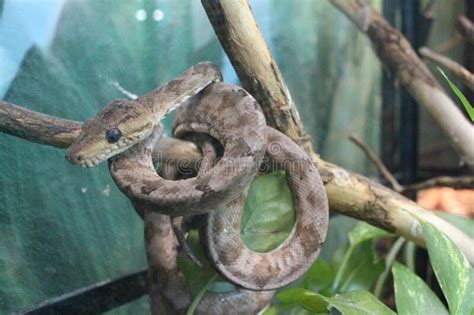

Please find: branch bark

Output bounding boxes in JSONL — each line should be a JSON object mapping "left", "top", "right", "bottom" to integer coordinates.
{"left": 0, "top": 100, "right": 81, "bottom": 148}
{"left": 200, "top": 0, "right": 474, "bottom": 263}
{"left": 329, "top": 0, "right": 474, "bottom": 170}
{"left": 2, "top": 91, "right": 474, "bottom": 266}
{"left": 0, "top": 0, "right": 473, "bottom": 264}
{"left": 420, "top": 47, "right": 474, "bottom": 91}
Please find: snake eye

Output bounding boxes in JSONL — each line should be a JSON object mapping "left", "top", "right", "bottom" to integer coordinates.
{"left": 105, "top": 128, "right": 122, "bottom": 143}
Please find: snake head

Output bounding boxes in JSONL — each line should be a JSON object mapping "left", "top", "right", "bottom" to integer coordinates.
{"left": 66, "top": 99, "right": 154, "bottom": 167}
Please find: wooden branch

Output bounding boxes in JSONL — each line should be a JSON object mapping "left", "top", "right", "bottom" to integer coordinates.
{"left": 201, "top": 0, "right": 474, "bottom": 264}
{"left": 0, "top": 100, "right": 81, "bottom": 148}
{"left": 0, "top": 0, "right": 473, "bottom": 264}
{"left": 201, "top": 0, "right": 313, "bottom": 154}
{"left": 420, "top": 47, "right": 474, "bottom": 91}
{"left": 457, "top": 15, "right": 474, "bottom": 45}
{"left": 329, "top": 0, "right": 474, "bottom": 170}
{"left": 2, "top": 95, "right": 474, "bottom": 266}
{"left": 349, "top": 134, "right": 403, "bottom": 192}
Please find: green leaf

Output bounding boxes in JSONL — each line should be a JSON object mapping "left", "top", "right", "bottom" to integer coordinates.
{"left": 392, "top": 262, "right": 448, "bottom": 315}
{"left": 177, "top": 230, "right": 225, "bottom": 297}
{"left": 301, "top": 258, "right": 335, "bottom": 292}
{"left": 438, "top": 67, "right": 474, "bottom": 122}
{"left": 276, "top": 288, "right": 328, "bottom": 313}
{"left": 436, "top": 212, "right": 474, "bottom": 239}
{"left": 422, "top": 222, "right": 474, "bottom": 315}
{"left": 242, "top": 171, "right": 295, "bottom": 252}
{"left": 186, "top": 274, "right": 219, "bottom": 315}
{"left": 332, "top": 223, "right": 386, "bottom": 292}
{"left": 338, "top": 241, "right": 385, "bottom": 292}
{"left": 262, "top": 304, "right": 297, "bottom": 315}
{"left": 320, "top": 215, "right": 358, "bottom": 264}
{"left": 325, "top": 291, "right": 396, "bottom": 315}
{"left": 349, "top": 221, "right": 391, "bottom": 245}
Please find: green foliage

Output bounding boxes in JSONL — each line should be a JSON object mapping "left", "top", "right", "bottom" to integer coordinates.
{"left": 180, "top": 170, "right": 474, "bottom": 315}
{"left": 266, "top": 222, "right": 389, "bottom": 314}
{"left": 276, "top": 288, "right": 328, "bottom": 313}
{"left": 348, "top": 221, "right": 391, "bottom": 245}
{"left": 332, "top": 222, "right": 389, "bottom": 292}
{"left": 438, "top": 67, "right": 474, "bottom": 122}
{"left": 265, "top": 217, "right": 474, "bottom": 315}
{"left": 324, "top": 291, "right": 396, "bottom": 315}
{"left": 177, "top": 230, "right": 221, "bottom": 298}
{"left": 301, "top": 259, "right": 335, "bottom": 294}
{"left": 241, "top": 171, "right": 295, "bottom": 252}
{"left": 422, "top": 222, "right": 474, "bottom": 315}
{"left": 436, "top": 212, "right": 474, "bottom": 239}
{"left": 392, "top": 262, "right": 448, "bottom": 315}
{"left": 268, "top": 289, "right": 395, "bottom": 315}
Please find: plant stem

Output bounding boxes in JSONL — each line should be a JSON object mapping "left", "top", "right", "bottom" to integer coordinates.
{"left": 331, "top": 246, "right": 354, "bottom": 292}
{"left": 373, "top": 237, "right": 405, "bottom": 298}
{"left": 403, "top": 241, "right": 416, "bottom": 272}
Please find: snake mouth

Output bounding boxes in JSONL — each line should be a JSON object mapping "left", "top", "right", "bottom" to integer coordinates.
{"left": 66, "top": 138, "right": 137, "bottom": 168}
{"left": 78, "top": 157, "right": 102, "bottom": 168}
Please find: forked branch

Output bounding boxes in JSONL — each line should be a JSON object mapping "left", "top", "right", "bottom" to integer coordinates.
{"left": 200, "top": 0, "right": 474, "bottom": 263}
{"left": 419, "top": 47, "right": 474, "bottom": 91}
{"left": 0, "top": 0, "right": 473, "bottom": 265}
{"left": 329, "top": 0, "right": 474, "bottom": 170}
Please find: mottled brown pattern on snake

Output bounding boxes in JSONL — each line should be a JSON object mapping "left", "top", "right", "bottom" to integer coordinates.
{"left": 70, "top": 62, "right": 328, "bottom": 293}
{"left": 110, "top": 81, "right": 328, "bottom": 290}
{"left": 109, "top": 83, "right": 268, "bottom": 216}
{"left": 201, "top": 128, "right": 328, "bottom": 290}
{"left": 142, "top": 204, "right": 275, "bottom": 315}
{"left": 66, "top": 62, "right": 223, "bottom": 167}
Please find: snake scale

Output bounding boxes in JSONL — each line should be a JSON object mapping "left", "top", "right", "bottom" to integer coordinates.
{"left": 66, "top": 62, "right": 329, "bottom": 312}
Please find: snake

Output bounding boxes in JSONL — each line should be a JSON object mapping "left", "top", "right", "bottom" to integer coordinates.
{"left": 66, "top": 62, "right": 329, "bottom": 303}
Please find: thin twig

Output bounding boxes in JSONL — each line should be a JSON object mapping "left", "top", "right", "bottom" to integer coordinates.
{"left": 420, "top": 47, "right": 474, "bottom": 91}
{"left": 432, "top": 34, "right": 463, "bottom": 54}
{"left": 349, "top": 134, "right": 404, "bottom": 193}
{"left": 456, "top": 15, "right": 474, "bottom": 45}
{"left": 404, "top": 175, "right": 474, "bottom": 192}
{"left": 330, "top": 0, "right": 474, "bottom": 170}
{"left": 350, "top": 134, "right": 474, "bottom": 194}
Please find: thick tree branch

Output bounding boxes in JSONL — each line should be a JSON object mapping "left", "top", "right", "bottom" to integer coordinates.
{"left": 420, "top": 47, "right": 474, "bottom": 91}
{"left": 200, "top": 0, "right": 474, "bottom": 263}
{"left": 329, "top": 0, "right": 474, "bottom": 170}
{"left": 2, "top": 94, "right": 474, "bottom": 265}
{"left": 1, "top": 0, "right": 473, "bottom": 264}
{"left": 0, "top": 100, "right": 81, "bottom": 148}
{"left": 200, "top": 0, "right": 313, "bottom": 154}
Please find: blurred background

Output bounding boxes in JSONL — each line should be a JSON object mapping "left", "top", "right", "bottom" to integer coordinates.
{"left": 0, "top": 0, "right": 468, "bottom": 313}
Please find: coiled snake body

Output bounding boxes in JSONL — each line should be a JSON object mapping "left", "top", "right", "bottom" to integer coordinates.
{"left": 66, "top": 62, "right": 329, "bottom": 311}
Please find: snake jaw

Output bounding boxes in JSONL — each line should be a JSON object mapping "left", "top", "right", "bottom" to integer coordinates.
{"left": 67, "top": 136, "right": 144, "bottom": 167}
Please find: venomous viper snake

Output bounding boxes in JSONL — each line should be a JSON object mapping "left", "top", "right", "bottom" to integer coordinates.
{"left": 66, "top": 62, "right": 329, "bottom": 312}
